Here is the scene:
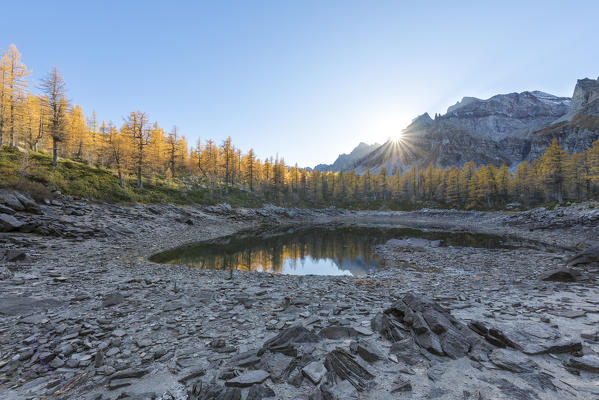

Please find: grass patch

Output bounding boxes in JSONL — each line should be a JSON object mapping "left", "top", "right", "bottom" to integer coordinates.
{"left": 0, "top": 146, "right": 266, "bottom": 206}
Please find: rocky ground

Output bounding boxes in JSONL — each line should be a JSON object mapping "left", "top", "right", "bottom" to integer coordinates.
{"left": 1, "top": 189, "right": 599, "bottom": 400}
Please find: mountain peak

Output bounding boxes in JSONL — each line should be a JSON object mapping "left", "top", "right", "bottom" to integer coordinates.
{"left": 314, "top": 142, "right": 380, "bottom": 171}
{"left": 412, "top": 112, "right": 433, "bottom": 124}
{"left": 403, "top": 112, "right": 433, "bottom": 132}
{"left": 558, "top": 77, "right": 599, "bottom": 121}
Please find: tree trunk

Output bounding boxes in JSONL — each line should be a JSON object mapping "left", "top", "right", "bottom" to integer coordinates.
{"left": 118, "top": 169, "right": 123, "bottom": 188}
{"left": 137, "top": 140, "right": 143, "bottom": 189}
{"left": 52, "top": 137, "right": 58, "bottom": 167}
{"left": 9, "top": 102, "right": 15, "bottom": 147}
{"left": 137, "top": 165, "right": 142, "bottom": 189}
{"left": 556, "top": 182, "right": 563, "bottom": 203}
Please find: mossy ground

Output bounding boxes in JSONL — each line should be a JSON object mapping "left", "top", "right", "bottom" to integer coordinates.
{"left": 0, "top": 146, "right": 263, "bottom": 206}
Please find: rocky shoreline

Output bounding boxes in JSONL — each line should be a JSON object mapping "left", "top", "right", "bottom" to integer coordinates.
{"left": 1, "top": 191, "right": 599, "bottom": 399}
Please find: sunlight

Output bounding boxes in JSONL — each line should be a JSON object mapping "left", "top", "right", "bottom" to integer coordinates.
{"left": 367, "top": 110, "right": 410, "bottom": 143}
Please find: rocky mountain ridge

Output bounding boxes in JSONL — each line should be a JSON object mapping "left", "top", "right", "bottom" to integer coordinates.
{"left": 314, "top": 142, "right": 380, "bottom": 172}
{"left": 317, "top": 77, "right": 599, "bottom": 174}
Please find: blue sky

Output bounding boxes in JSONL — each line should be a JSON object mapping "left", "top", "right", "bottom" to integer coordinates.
{"left": 2, "top": 1, "right": 598, "bottom": 167}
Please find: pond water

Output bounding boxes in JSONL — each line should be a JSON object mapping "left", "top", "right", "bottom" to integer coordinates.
{"left": 149, "top": 225, "right": 521, "bottom": 276}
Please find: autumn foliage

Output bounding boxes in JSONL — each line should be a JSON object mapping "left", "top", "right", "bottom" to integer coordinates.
{"left": 1, "top": 45, "right": 599, "bottom": 209}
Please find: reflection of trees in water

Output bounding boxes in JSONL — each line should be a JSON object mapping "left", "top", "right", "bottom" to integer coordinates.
{"left": 154, "top": 227, "right": 514, "bottom": 273}
{"left": 181, "top": 229, "right": 380, "bottom": 273}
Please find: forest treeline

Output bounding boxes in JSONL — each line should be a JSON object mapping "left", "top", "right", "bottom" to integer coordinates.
{"left": 2, "top": 44, "right": 599, "bottom": 209}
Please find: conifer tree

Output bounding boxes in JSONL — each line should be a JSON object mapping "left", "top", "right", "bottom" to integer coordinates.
{"left": 41, "top": 67, "right": 67, "bottom": 167}
{"left": 2, "top": 45, "right": 31, "bottom": 148}
{"left": 540, "top": 139, "right": 566, "bottom": 202}
{"left": 125, "top": 111, "right": 150, "bottom": 189}
{"left": 166, "top": 126, "right": 180, "bottom": 179}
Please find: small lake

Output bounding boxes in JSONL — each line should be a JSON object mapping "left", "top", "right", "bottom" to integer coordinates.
{"left": 149, "top": 225, "right": 522, "bottom": 276}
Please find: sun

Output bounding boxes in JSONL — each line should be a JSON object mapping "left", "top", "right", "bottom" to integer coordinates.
{"left": 395, "top": 132, "right": 404, "bottom": 142}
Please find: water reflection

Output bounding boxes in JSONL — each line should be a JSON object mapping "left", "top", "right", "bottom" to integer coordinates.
{"left": 150, "top": 227, "right": 384, "bottom": 275}
{"left": 149, "top": 226, "right": 518, "bottom": 276}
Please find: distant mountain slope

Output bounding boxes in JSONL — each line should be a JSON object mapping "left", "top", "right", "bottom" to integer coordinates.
{"left": 314, "top": 142, "right": 379, "bottom": 171}
{"left": 318, "top": 77, "right": 599, "bottom": 174}
{"left": 444, "top": 90, "right": 570, "bottom": 138}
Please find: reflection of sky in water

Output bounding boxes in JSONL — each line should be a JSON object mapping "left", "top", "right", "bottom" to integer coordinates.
{"left": 277, "top": 256, "right": 352, "bottom": 276}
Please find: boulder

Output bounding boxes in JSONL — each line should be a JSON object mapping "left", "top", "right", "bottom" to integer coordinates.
{"left": 378, "top": 293, "right": 485, "bottom": 359}
{"left": 13, "top": 191, "right": 41, "bottom": 214}
{"left": 324, "top": 348, "right": 375, "bottom": 391}
{"left": 540, "top": 268, "right": 580, "bottom": 282}
{"left": 0, "top": 190, "right": 25, "bottom": 211}
{"left": 0, "top": 213, "right": 24, "bottom": 232}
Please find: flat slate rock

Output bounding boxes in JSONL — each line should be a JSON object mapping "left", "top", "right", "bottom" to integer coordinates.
{"left": 225, "top": 370, "right": 270, "bottom": 388}
{"left": 391, "top": 376, "right": 413, "bottom": 393}
{"left": 110, "top": 368, "right": 148, "bottom": 380}
{"left": 0, "top": 296, "right": 63, "bottom": 316}
{"left": 229, "top": 350, "right": 261, "bottom": 368}
{"left": 258, "top": 352, "right": 294, "bottom": 382}
{"left": 261, "top": 325, "right": 319, "bottom": 357}
{"left": 565, "top": 355, "right": 599, "bottom": 372}
{"left": 302, "top": 361, "right": 327, "bottom": 384}
{"left": 102, "top": 292, "right": 125, "bottom": 307}
{"left": 178, "top": 366, "right": 206, "bottom": 383}
{"left": 489, "top": 349, "right": 536, "bottom": 373}
{"left": 319, "top": 325, "right": 360, "bottom": 339}
{"left": 475, "top": 321, "right": 581, "bottom": 354}
{"left": 246, "top": 383, "right": 276, "bottom": 400}
{"left": 349, "top": 340, "right": 383, "bottom": 363}
{"left": 522, "top": 338, "right": 582, "bottom": 355}
{"left": 567, "top": 247, "right": 599, "bottom": 266}
{"left": 320, "top": 379, "right": 358, "bottom": 400}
